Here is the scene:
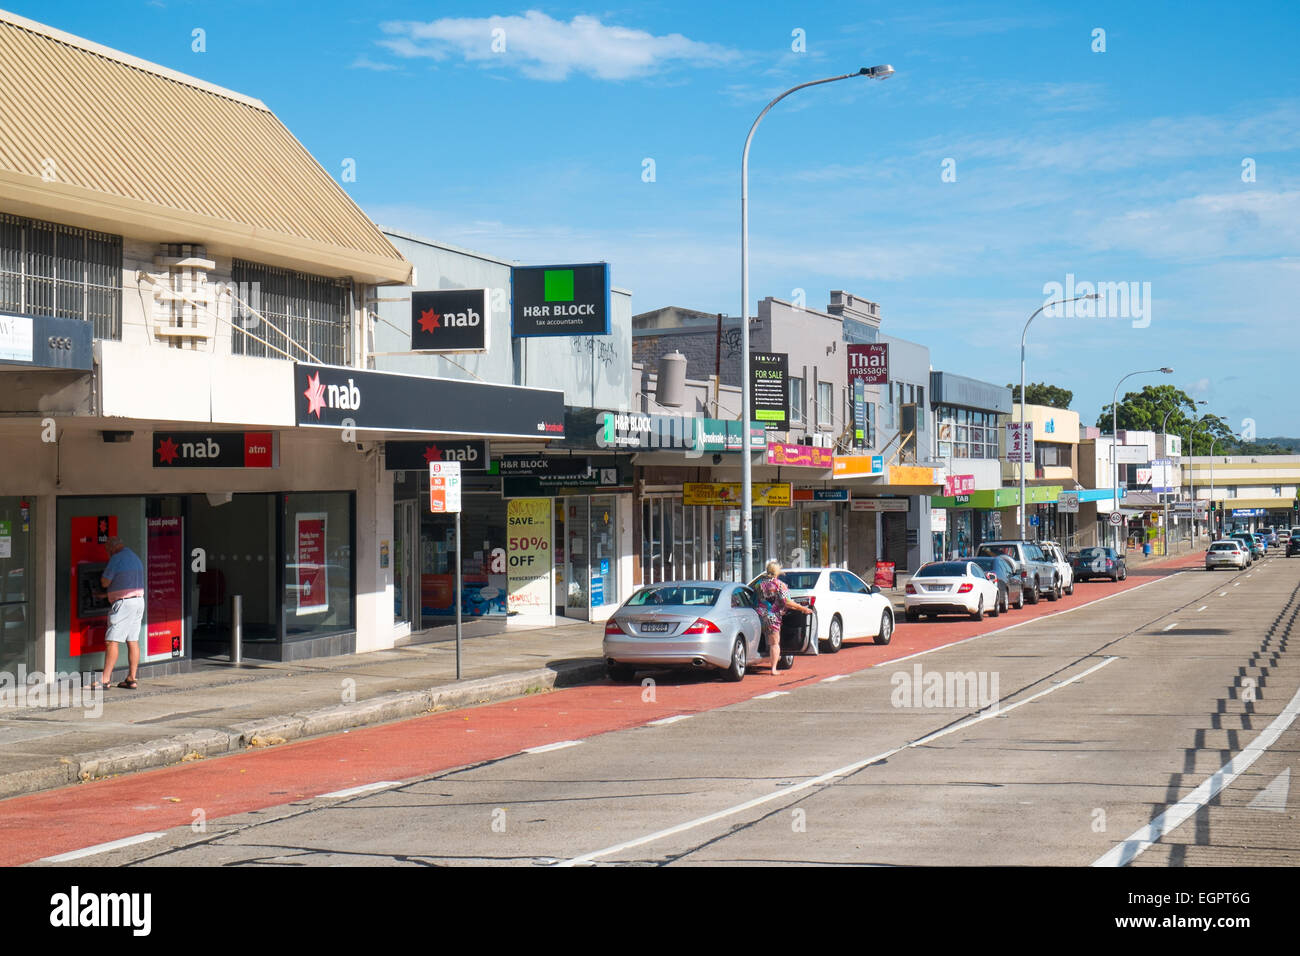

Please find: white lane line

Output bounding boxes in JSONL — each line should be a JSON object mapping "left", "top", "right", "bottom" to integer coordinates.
{"left": 648, "top": 715, "right": 691, "bottom": 726}
{"left": 1219, "top": 592, "right": 1228, "bottom": 597}
{"left": 1161, "top": 622, "right": 1178, "bottom": 632}
{"left": 754, "top": 691, "right": 789, "bottom": 700}
{"left": 1233, "top": 582, "right": 1241, "bottom": 587}
{"left": 317, "top": 781, "right": 400, "bottom": 799}
{"left": 42, "top": 832, "right": 165, "bottom": 863}
{"left": 522, "top": 740, "right": 582, "bottom": 755}
{"left": 1093, "top": 678, "right": 1300, "bottom": 868}
{"left": 821, "top": 674, "right": 849, "bottom": 683}
{"left": 559, "top": 656, "right": 1118, "bottom": 867}
{"left": 884, "top": 569, "right": 1183, "bottom": 669}
{"left": 1197, "top": 606, "right": 1207, "bottom": 612}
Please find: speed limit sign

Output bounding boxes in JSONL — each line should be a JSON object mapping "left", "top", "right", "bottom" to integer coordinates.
{"left": 1108, "top": 512, "right": 1123, "bottom": 527}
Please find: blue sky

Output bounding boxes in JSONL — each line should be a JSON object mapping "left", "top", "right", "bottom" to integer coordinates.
{"left": 18, "top": 1, "right": 1300, "bottom": 435}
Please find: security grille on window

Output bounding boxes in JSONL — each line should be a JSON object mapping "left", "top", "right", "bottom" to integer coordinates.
{"left": 231, "top": 260, "right": 351, "bottom": 365}
{"left": 0, "top": 212, "right": 122, "bottom": 339}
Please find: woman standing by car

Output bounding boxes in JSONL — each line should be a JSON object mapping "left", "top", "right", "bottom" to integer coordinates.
{"left": 756, "top": 561, "right": 813, "bottom": 675}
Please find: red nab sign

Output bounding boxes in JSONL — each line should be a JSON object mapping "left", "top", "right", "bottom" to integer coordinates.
{"left": 153, "top": 432, "right": 277, "bottom": 468}
{"left": 848, "top": 343, "right": 889, "bottom": 385}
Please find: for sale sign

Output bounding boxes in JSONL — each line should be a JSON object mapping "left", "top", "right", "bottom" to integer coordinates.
{"left": 750, "top": 352, "right": 789, "bottom": 428}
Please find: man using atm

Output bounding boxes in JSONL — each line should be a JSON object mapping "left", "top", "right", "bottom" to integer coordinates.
{"left": 94, "top": 535, "right": 145, "bottom": 690}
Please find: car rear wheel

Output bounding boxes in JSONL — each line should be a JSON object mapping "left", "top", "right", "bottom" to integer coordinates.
{"left": 778, "top": 654, "right": 795, "bottom": 670}
{"left": 1065, "top": 580, "right": 1074, "bottom": 595}
{"left": 824, "top": 615, "right": 843, "bottom": 654}
{"left": 1013, "top": 587, "right": 1025, "bottom": 609}
{"left": 1047, "top": 578, "right": 1060, "bottom": 601}
{"left": 874, "top": 611, "right": 893, "bottom": 645}
{"left": 607, "top": 663, "right": 637, "bottom": 683}
{"left": 722, "top": 638, "right": 746, "bottom": 682}
{"left": 989, "top": 591, "right": 1001, "bottom": 617}
{"left": 970, "top": 596, "right": 984, "bottom": 621}
{"left": 1026, "top": 578, "right": 1040, "bottom": 604}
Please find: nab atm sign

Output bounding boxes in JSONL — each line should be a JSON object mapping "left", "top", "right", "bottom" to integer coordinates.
{"left": 510, "top": 263, "right": 610, "bottom": 337}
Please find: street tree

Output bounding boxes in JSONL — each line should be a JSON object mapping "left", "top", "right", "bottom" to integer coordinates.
{"left": 1007, "top": 382, "right": 1073, "bottom": 409}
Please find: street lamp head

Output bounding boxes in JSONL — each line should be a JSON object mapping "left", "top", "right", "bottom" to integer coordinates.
{"left": 1159, "top": 367, "right": 1173, "bottom": 374}
{"left": 861, "top": 64, "right": 894, "bottom": 79}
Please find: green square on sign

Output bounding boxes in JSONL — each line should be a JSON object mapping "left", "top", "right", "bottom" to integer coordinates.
{"left": 544, "top": 269, "right": 574, "bottom": 302}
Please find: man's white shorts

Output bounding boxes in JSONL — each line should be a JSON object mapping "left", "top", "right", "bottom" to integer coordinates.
{"left": 106, "top": 596, "right": 144, "bottom": 643}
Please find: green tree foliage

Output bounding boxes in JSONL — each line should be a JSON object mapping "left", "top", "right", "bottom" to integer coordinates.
{"left": 1007, "top": 382, "right": 1073, "bottom": 409}
{"left": 1096, "top": 384, "right": 1235, "bottom": 455}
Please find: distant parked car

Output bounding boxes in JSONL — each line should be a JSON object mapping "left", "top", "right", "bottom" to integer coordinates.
{"left": 1040, "top": 540, "right": 1075, "bottom": 596}
{"left": 1071, "top": 547, "right": 1127, "bottom": 582}
{"left": 969, "top": 554, "right": 1025, "bottom": 610}
{"left": 1206, "top": 540, "right": 1248, "bottom": 571}
{"left": 974, "top": 540, "right": 1060, "bottom": 603}
{"left": 905, "top": 560, "right": 1003, "bottom": 621}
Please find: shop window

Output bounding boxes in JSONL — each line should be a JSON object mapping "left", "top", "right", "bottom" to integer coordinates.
{"left": 282, "top": 492, "right": 354, "bottom": 639}
{"left": 589, "top": 496, "right": 619, "bottom": 609}
{"left": 817, "top": 381, "right": 833, "bottom": 427}
{"left": 791, "top": 377, "right": 806, "bottom": 425}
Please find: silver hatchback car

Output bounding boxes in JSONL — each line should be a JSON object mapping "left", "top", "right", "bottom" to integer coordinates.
{"left": 602, "top": 581, "right": 763, "bottom": 683}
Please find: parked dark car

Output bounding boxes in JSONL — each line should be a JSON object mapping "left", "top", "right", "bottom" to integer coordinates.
{"left": 1288, "top": 536, "right": 1300, "bottom": 558}
{"left": 1071, "top": 547, "right": 1127, "bottom": 582}
{"left": 969, "top": 555, "right": 1026, "bottom": 610}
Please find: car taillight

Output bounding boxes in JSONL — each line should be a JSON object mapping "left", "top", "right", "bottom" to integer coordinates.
{"left": 682, "top": 618, "right": 721, "bottom": 635}
{"left": 604, "top": 620, "right": 624, "bottom": 636}
{"left": 1105, "top": 559, "right": 1113, "bottom": 568}
{"left": 957, "top": 583, "right": 974, "bottom": 593}
{"left": 905, "top": 583, "right": 916, "bottom": 594}
{"left": 807, "top": 595, "right": 815, "bottom": 608}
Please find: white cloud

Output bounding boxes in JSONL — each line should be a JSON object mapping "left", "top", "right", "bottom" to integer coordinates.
{"left": 377, "top": 11, "right": 740, "bottom": 81}
{"left": 350, "top": 57, "right": 397, "bottom": 72}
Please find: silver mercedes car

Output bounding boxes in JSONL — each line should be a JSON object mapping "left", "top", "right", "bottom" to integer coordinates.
{"left": 602, "top": 581, "right": 764, "bottom": 683}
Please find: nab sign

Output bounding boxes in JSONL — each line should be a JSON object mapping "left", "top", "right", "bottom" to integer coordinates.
{"left": 411, "top": 289, "right": 490, "bottom": 352}
{"left": 511, "top": 263, "right": 610, "bottom": 337}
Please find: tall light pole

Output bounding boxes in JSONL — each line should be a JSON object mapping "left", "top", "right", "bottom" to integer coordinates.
{"left": 740, "top": 65, "right": 893, "bottom": 582}
{"left": 1208, "top": 428, "right": 1235, "bottom": 539}
{"left": 1185, "top": 407, "right": 1210, "bottom": 544}
{"left": 1111, "top": 367, "right": 1173, "bottom": 549}
{"left": 1018, "top": 293, "right": 1098, "bottom": 537}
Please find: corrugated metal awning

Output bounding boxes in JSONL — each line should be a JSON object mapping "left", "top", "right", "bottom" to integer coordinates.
{"left": 0, "top": 10, "right": 410, "bottom": 285}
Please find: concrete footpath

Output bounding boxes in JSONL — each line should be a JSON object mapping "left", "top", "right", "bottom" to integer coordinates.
{"left": 0, "top": 541, "right": 1202, "bottom": 801}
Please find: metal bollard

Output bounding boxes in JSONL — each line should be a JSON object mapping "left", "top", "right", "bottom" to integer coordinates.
{"left": 231, "top": 593, "right": 243, "bottom": 665}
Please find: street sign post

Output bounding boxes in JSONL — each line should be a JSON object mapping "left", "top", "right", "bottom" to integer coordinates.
{"left": 430, "top": 461, "right": 464, "bottom": 678}
{"left": 1058, "top": 491, "right": 1080, "bottom": 513}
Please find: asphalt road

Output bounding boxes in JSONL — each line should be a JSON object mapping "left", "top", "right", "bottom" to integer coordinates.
{"left": 22, "top": 553, "right": 1300, "bottom": 867}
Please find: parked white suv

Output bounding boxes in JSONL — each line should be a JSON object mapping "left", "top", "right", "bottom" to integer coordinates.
{"left": 1040, "top": 540, "right": 1075, "bottom": 596}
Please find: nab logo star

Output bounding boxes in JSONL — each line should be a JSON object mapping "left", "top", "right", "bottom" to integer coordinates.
{"left": 422, "top": 444, "right": 442, "bottom": 463}
{"left": 418, "top": 309, "right": 441, "bottom": 333}
{"left": 303, "top": 371, "right": 327, "bottom": 418}
{"left": 156, "top": 436, "right": 179, "bottom": 465}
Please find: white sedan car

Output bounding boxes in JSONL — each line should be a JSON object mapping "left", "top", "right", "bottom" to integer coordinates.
{"left": 905, "top": 560, "right": 1003, "bottom": 621}
{"left": 750, "top": 567, "right": 895, "bottom": 651}
{"left": 1205, "top": 540, "right": 1248, "bottom": 570}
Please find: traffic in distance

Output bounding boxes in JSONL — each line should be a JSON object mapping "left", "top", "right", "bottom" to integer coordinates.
{"left": 599, "top": 525, "right": 1299, "bottom": 683}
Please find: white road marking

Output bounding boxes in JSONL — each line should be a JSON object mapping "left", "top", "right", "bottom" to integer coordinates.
{"left": 1219, "top": 592, "right": 1228, "bottom": 597}
{"left": 648, "top": 715, "right": 691, "bottom": 726}
{"left": 1197, "top": 606, "right": 1207, "bottom": 612}
{"left": 560, "top": 657, "right": 1118, "bottom": 866}
{"left": 1161, "top": 622, "right": 1178, "bottom": 632}
{"left": 317, "top": 781, "right": 400, "bottom": 799}
{"left": 522, "top": 740, "right": 582, "bottom": 755}
{"left": 1093, "top": 679, "right": 1300, "bottom": 867}
{"left": 1233, "top": 582, "right": 1240, "bottom": 587}
{"left": 42, "top": 832, "right": 165, "bottom": 863}
{"left": 821, "top": 674, "right": 849, "bottom": 683}
{"left": 754, "top": 691, "right": 789, "bottom": 700}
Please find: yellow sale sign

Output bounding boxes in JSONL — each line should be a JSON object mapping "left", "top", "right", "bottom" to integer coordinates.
{"left": 506, "top": 498, "right": 552, "bottom": 616}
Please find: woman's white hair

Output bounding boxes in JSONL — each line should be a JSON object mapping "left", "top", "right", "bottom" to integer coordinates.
{"left": 765, "top": 560, "right": 781, "bottom": 576}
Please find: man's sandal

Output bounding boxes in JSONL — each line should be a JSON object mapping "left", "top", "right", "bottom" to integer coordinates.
{"left": 117, "top": 678, "right": 138, "bottom": 689}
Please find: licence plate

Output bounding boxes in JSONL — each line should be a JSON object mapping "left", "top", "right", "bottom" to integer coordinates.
{"left": 640, "top": 622, "right": 671, "bottom": 633}
{"left": 924, "top": 584, "right": 948, "bottom": 592}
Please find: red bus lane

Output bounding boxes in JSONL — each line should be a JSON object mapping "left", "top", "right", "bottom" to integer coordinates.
{"left": 1, "top": 553, "right": 1200, "bottom": 866}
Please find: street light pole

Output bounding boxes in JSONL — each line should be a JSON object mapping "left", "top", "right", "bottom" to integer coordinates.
{"left": 1185, "top": 407, "right": 1209, "bottom": 545}
{"left": 1018, "top": 293, "right": 1098, "bottom": 538}
{"left": 1110, "top": 367, "right": 1174, "bottom": 550}
{"left": 740, "top": 65, "right": 892, "bottom": 582}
